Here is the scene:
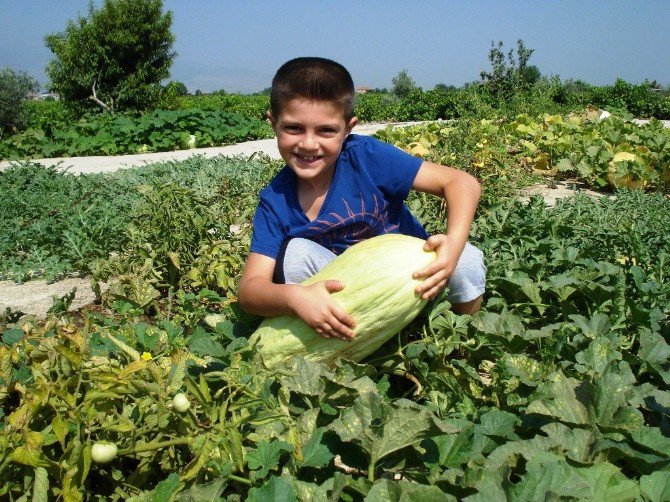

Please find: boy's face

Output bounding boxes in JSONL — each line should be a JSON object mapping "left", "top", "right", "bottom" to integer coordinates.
{"left": 268, "top": 98, "right": 357, "bottom": 186}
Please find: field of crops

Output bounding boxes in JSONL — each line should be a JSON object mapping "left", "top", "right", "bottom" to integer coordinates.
{"left": 1, "top": 112, "right": 669, "bottom": 500}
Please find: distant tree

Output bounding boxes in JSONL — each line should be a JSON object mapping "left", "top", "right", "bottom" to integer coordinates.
{"left": 433, "top": 83, "right": 457, "bottom": 92}
{"left": 194, "top": 89, "right": 203, "bottom": 96}
{"left": 480, "top": 39, "right": 536, "bottom": 99}
{"left": 165, "top": 81, "right": 188, "bottom": 96}
{"left": 44, "top": 0, "right": 176, "bottom": 113}
{"left": 254, "top": 87, "right": 272, "bottom": 95}
{"left": 392, "top": 70, "right": 419, "bottom": 98}
{"left": 521, "top": 65, "right": 542, "bottom": 86}
{"left": 0, "top": 67, "right": 39, "bottom": 136}
{"left": 211, "top": 88, "right": 227, "bottom": 96}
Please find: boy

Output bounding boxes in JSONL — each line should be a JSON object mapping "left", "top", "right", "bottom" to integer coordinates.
{"left": 238, "top": 57, "right": 485, "bottom": 341}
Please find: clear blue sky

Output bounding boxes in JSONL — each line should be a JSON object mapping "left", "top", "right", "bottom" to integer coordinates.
{"left": 1, "top": 0, "right": 669, "bottom": 93}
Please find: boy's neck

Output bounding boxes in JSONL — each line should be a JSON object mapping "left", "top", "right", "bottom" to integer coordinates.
{"left": 295, "top": 167, "right": 335, "bottom": 220}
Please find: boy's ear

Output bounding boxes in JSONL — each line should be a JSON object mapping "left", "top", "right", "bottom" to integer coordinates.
{"left": 266, "top": 111, "right": 276, "bottom": 128}
{"left": 347, "top": 116, "right": 358, "bottom": 133}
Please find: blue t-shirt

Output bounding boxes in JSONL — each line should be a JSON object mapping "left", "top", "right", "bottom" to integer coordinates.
{"left": 250, "top": 134, "right": 428, "bottom": 259}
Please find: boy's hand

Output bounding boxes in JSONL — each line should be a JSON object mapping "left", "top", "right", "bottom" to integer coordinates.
{"left": 412, "top": 234, "right": 460, "bottom": 300}
{"left": 288, "top": 281, "right": 357, "bottom": 340}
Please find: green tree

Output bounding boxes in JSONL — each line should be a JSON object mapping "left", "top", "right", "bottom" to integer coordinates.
{"left": 391, "top": 69, "right": 419, "bottom": 99}
{"left": 0, "top": 67, "right": 39, "bottom": 136}
{"left": 480, "top": 39, "right": 536, "bottom": 99}
{"left": 165, "top": 81, "right": 188, "bottom": 96}
{"left": 44, "top": 0, "right": 175, "bottom": 113}
{"left": 521, "top": 65, "right": 542, "bottom": 86}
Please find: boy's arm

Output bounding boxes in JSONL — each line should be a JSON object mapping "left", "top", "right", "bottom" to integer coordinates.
{"left": 238, "top": 252, "right": 356, "bottom": 340}
{"left": 410, "top": 161, "right": 481, "bottom": 300}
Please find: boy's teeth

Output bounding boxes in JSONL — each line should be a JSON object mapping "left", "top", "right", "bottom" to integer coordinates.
{"left": 301, "top": 155, "right": 317, "bottom": 160}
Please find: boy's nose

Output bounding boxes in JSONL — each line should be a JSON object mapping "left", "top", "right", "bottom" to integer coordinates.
{"left": 299, "top": 133, "right": 319, "bottom": 150}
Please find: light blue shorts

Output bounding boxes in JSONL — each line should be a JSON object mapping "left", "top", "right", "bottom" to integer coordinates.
{"left": 274, "top": 237, "right": 486, "bottom": 304}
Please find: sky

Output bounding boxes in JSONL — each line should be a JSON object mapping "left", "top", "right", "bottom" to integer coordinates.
{"left": 1, "top": 1, "right": 669, "bottom": 94}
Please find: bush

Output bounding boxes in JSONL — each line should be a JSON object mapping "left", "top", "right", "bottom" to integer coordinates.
{"left": 0, "top": 67, "right": 39, "bottom": 136}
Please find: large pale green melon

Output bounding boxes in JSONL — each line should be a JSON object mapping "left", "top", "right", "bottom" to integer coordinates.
{"left": 249, "top": 234, "right": 436, "bottom": 368}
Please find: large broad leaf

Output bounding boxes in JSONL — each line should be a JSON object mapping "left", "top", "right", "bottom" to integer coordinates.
{"left": 247, "top": 475, "right": 297, "bottom": 502}
{"left": 574, "top": 337, "right": 620, "bottom": 376}
{"left": 591, "top": 362, "right": 644, "bottom": 431}
{"left": 247, "top": 440, "right": 294, "bottom": 480}
{"left": 574, "top": 462, "right": 639, "bottom": 502}
{"left": 422, "top": 422, "right": 477, "bottom": 469}
{"left": 637, "top": 328, "right": 670, "bottom": 384}
{"left": 507, "top": 452, "right": 591, "bottom": 501}
{"left": 365, "top": 479, "right": 456, "bottom": 501}
{"left": 297, "top": 428, "right": 334, "bottom": 469}
{"left": 280, "top": 357, "right": 328, "bottom": 397}
{"left": 540, "top": 422, "right": 599, "bottom": 463}
{"left": 526, "top": 367, "right": 643, "bottom": 430}
{"left": 330, "top": 393, "right": 456, "bottom": 475}
{"left": 175, "top": 478, "right": 228, "bottom": 502}
{"left": 475, "top": 409, "right": 520, "bottom": 441}
{"left": 484, "top": 435, "right": 554, "bottom": 471}
{"left": 640, "top": 471, "right": 670, "bottom": 502}
{"left": 526, "top": 371, "right": 590, "bottom": 425}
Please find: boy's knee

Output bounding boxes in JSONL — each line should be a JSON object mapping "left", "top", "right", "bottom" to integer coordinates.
{"left": 277, "top": 238, "right": 336, "bottom": 284}
{"left": 451, "top": 295, "right": 483, "bottom": 315}
{"left": 446, "top": 243, "right": 486, "bottom": 306}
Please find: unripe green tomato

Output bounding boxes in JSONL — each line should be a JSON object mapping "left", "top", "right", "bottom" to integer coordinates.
{"left": 172, "top": 393, "right": 191, "bottom": 413}
{"left": 91, "top": 442, "right": 118, "bottom": 464}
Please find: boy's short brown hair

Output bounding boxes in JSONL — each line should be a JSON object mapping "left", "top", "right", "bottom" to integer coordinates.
{"left": 270, "top": 57, "right": 355, "bottom": 121}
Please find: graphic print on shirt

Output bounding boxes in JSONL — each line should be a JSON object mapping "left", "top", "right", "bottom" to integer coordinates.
{"left": 305, "top": 193, "right": 398, "bottom": 252}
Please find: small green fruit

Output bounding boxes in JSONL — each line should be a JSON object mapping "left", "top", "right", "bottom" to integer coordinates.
{"left": 91, "top": 442, "right": 118, "bottom": 464}
{"left": 172, "top": 393, "right": 191, "bottom": 413}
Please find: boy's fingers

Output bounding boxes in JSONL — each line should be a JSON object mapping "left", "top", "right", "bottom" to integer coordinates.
{"left": 323, "top": 280, "right": 345, "bottom": 293}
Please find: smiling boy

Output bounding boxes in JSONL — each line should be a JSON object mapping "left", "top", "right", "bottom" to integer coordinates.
{"left": 238, "top": 57, "right": 486, "bottom": 341}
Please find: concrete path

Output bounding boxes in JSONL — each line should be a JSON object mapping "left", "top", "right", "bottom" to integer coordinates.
{"left": 0, "top": 122, "right": 416, "bottom": 174}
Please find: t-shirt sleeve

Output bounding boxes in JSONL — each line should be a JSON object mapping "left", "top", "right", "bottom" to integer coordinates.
{"left": 249, "top": 196, "right": 285, "bottom": 260}
{"left": 356, "top": 136, "right": 423, "bottom": 200}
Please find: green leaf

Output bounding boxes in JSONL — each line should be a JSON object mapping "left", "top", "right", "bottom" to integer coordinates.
{"left": 526, "top": 371, "right": 590, "bottom": 425}
{"left": 152, "top": 473, "right": 181, "bottom": 502}
{"left": 422, "top": 423, "right": 476, "bottom": 469}
{"left": 503, "top": 353, "right": 544, "bottom": 386}
{"left": 175, "top": 478, "right": 227, "bottom": 502}
{"left": 637, "top": 328, "right": 670, "bottom": 384}
{"left": 13, "top": 431, "right": 50, "bottom": 468}
{"left": 247, "top": 440, "right": 293, "bottom": 480}
{"left": 52, "top": 415, "right": 69, "bottom": 446}
{"left": 32, "top": 467, "right": 49, "bottom": 502}
{"left": 187, "top": 328, "right": 225, "bottom": 358}
{"left": 330, "top": 393, "right": 455, "bottom": 475}
{"left": 574, "top": 337, "right": 620, "bottom": 376}
{"left": 247, "top": 475, "right": 297, "bottom": 502}
{"left": 291, "top": 476, "right": 332, "bottom": 502}
{"left": 628, "top": 427, "right": 670, "bottom": 458}
{"left": 508, "top": 453, "right": 590, "bottom": 501}
{"left": 365, "top": 479, "right": 455, "bottom": 501}
{"left": 574, "top": 462, "right": 639, "bottom": 502}
{"left": 280, "top": 357, "right": 327, "bottom": 397}
{"left": 476, "top": 409, "right": 520, "bottom": 440}
{"left": 640, "top": 471, "right": 670, "bottom": 502}
{"left": 540, "top": 422, "right": 598, "bottom": 463}
{"left": 298, "top": 428, "right": 333, "bottom": 468}
{"left": 2, "top": 328, "right": 24, "bottom": 345}
{"left": 135, "top": 322, "right": 157, "bottom": 350}
{"left": 592, "top": 362, "right": 644, "bottom": 430}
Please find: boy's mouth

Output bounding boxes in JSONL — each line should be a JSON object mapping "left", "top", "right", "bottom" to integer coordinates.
{"left": 296, "top": 154, "right": 322, "bottom": 162}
